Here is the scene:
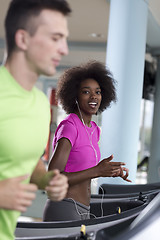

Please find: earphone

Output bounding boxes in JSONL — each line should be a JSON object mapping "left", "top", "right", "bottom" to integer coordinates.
{"left": 76, "top": 99, "right": 98, "bottom": 163}
{"left": 74, "top": 100, "right": 105, "bottom": 217}
{"left": 75, "top": 99, "right": 85, "bottom": 125}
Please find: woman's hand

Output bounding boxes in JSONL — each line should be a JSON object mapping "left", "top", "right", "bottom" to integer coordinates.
{"left": 113, "top": 166, "right": 132, "bottom": 182}
{"left": 97, "top": 155, "right": 132, "bottom": 182}
{"left": 96, "top": 155, "right": 125, "bottom": 177}
{"left": 45, "top": 170, "right": 69, "bottom": 201}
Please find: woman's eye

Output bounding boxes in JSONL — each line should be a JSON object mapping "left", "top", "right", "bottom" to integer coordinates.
{"left": 82, "top": 90, "right": 89, "bottom": 94}
{"left": 96, "top": 91, "right": 101, "bottom": 95}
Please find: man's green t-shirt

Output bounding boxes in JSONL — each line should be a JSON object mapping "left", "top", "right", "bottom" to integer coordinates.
{"left": 0, "top": 66, "right": 50, "bottom": 240}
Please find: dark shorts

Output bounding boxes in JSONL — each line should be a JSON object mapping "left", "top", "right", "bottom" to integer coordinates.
{"left": 43, "top": 198, "right": 90, "bottom": 221}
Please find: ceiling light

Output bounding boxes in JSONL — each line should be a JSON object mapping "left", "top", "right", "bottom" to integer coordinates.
{"left": 89, "top": 33, "right": 104, "bottom": 38}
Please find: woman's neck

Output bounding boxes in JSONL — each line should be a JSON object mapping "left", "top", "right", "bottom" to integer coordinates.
{"left": 74, "top": 111, "right": 92, "bottom": 127}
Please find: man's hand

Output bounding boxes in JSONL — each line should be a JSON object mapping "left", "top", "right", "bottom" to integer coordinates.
{"left": 0, "top": 175, "right": 37, "bottom": 212}
{"left": 45, "top": 170, "right": 68, "bottom": 201}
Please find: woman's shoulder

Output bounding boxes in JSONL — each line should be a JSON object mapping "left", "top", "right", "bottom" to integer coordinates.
{"left": 91, "top": 121, "right": 101, "bottom": 135}
{"left": 58, "top": 113, "right": 80, "bottom": 128}
{"left": 64, "top": 113, "right": 81, "bottom": 125}
{"left": 91, "top": 120, "right": 99, "bottom": 128}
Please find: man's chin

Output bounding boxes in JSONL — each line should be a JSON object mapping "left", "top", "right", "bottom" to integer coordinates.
{"left": 42, "top": 68, "right": 57, "bottom": 77}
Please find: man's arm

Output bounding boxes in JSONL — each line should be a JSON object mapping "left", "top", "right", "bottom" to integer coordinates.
{"left": 0, "top": 175, "right": 37, "bottom": 212}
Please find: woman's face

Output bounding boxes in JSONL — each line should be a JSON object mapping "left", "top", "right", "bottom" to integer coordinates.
{"left": 77, "top": 78, "right": 102, "bottom": 116}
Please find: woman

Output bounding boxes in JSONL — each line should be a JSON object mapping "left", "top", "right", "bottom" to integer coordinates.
{"left": 43, "top": 61, "right": 131, "bottom": 221}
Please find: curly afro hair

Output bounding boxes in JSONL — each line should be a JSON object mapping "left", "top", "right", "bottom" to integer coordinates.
{"left": 56, "top": 60, "right": 117, "bottom": 114}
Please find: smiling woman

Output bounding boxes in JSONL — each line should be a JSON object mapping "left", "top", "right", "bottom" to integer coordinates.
{"left": 43, "top": 60, "right": 131, "bottom": 222}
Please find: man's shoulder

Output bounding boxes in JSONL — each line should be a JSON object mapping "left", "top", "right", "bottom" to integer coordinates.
{"left": 0, "top": 66, "right": 13, "bottom": 91}
{"left": 33, "top": 86, "right": 48, "bottom": 100}
{"left": 32, "top": 87, "right": 50, "bottom": 113}
{"left": 0, "top": 65, "right": 8, "bottom": 78}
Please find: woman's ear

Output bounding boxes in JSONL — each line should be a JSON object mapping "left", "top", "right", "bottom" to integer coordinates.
{"left": 15, "top": 29, "right": 29, "bottom": 51}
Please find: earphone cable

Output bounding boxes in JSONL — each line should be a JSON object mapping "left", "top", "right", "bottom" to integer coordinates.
{"left": 76, "top": 101, "right": 104, "bottom": 217}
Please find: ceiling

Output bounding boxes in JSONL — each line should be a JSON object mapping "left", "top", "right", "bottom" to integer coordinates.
{"left": 0, "top": 0, "right": 160, "bottom": 76}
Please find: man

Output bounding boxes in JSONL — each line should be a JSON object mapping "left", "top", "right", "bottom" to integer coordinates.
{"left": 0, "top": 0, "right": 71, "bottom": 239}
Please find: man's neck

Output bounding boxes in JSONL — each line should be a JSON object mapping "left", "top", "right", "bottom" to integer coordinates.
{"left": 5, "top": 54, "right": 38, "bottom": 91}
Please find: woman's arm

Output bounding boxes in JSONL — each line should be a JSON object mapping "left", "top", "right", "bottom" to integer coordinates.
{"left": 30, "top": 159, "right": 68, "bottom": 201}
{"left": 48, "top": 138, "right": 127, "bottom": 186}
